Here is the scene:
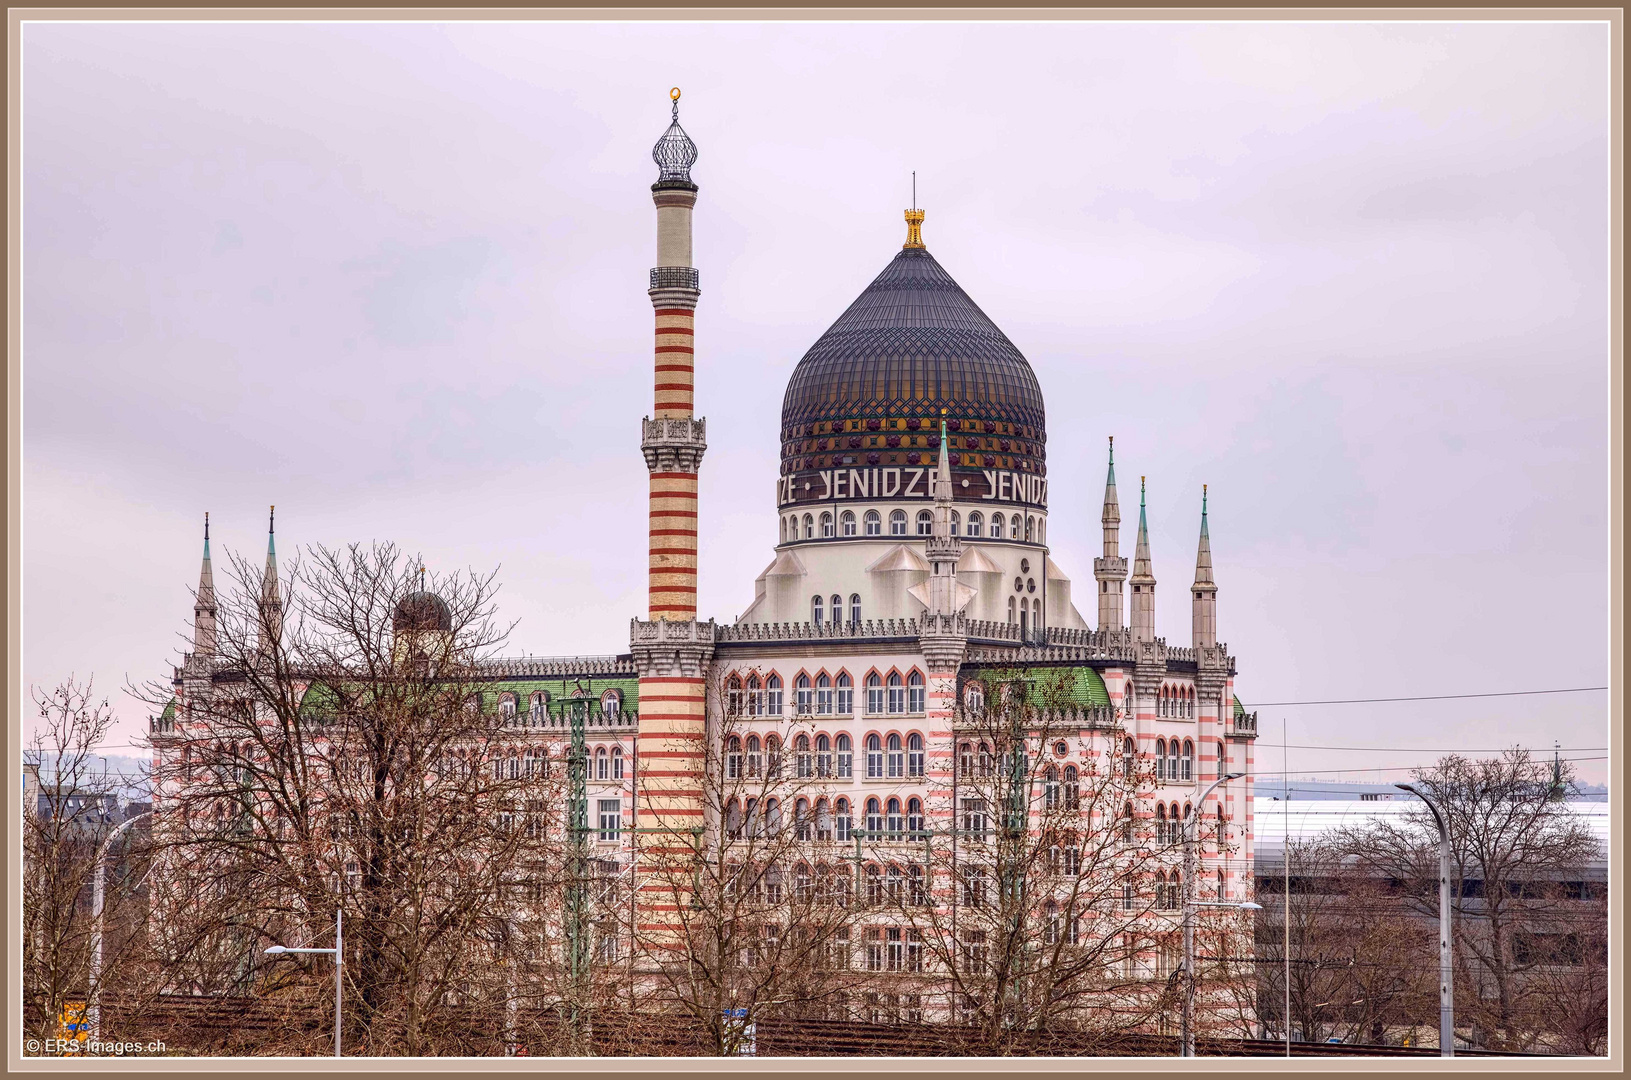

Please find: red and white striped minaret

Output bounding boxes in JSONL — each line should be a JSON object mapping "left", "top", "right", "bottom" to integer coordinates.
{"left": 631, "top": 89, "right": 714, "bottom": 941}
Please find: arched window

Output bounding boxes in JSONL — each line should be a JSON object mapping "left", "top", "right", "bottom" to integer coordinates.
{"left": 795, "top": 735, "right": 812, "bottom": 778}
{"left": 964, "top": 682, "right": 985, "bottom": 713}
{"left": 1156, "top": 871, "right": 1168, "bottom": 912}
{"left": 795, "top": 860, "right": 813, "bottom": 899}
{"left": 812, "top": 595, "right": 824, "bottom": 625}
{"left": 836, "top": 672, "right": 854, "bottom": 714}
{"left": 866, "top": 734, "right": 884, "bottom": 778}
{"left": 764, "top": 798, "right": 782, "bottom": 837}
{"left": 967, "top": 511, "right": 983, "bottom": 537}
{"left": 811, "top": 672, "right": 831, "bottom": 715}
{"left": 1121, "top": 802, "right": 1135, "bottom": 842}
{"left": 816, "top": 734, "right": 832, "bottom": 778}
{"left": 959, "top": 741, "right": 974, "bottom": 777}
{"left": 978, "top": 741, "right": 993, "bottom": 777}
{"left": 864, "top": 510, "right": 881, "bottom": 536}
{"left": 1045, "top": 900, "right": 1061, "bottom": 944}
{"left": 1217, "top": 741, "right": 1228, "bottom": 779}
{"left": 886, "top": 797, "right": 903, "bottom": 839}
{"left": 499, "top": 694, "right": 517, "bottom": 725}
{"left": 1155, "top": 738, "right": 1167, "bottom": 781}
{"left": 865, "top": 862, "right": 882, "bottom": 905}
{"left": 726, "top": 799, "right": 744, "bottom": 839}
{"left": 815, "top": 797, "right": 833, "bottom": 841}
{"left": 836, "top": 797, "right": 852, "bottom": 841}
{"left": 795, "top": 673, "right": 813, "bottom": 714}
{"left": 886, "top": 862, "right": 904, "bottom": 903}
{"left": 841, "top": 510, "right": 857, "bottom": 536}
{"left": 916, "top": 509, "right": 933, "bottom": 535}
{"left": 1124, "top": 737, "right": 1137, "bottom": 777}
{"left": 746, "top": 735, "right": 763, "bottom": 777}
{"left": 1044, "top": 766, "right": 1060, "bottom": 808}
{"left": 908, "top": 862, "right": 926, "bottom": 906}
{"left": 1167, "top": 741, "right": 1180, "bottom": 784}
{"left": 596, "top": 747, "right": 609, "bottom": 781}
{"left": 950, "top": 510, "right": 961, "bottom": 536}
{"left": 1033, "top": 598, "right": 1042, "bottom": 629}
{"left": 866, "top": 672, "right": 885, "bottom": 715}
{"left": 1155, "top": 803, "right": 1167, "bottom": 845}
{"left": 1025, "top": 516, "right": 1035, "bottom": 542}
{"left": 907, "top": 733, "right": 925, "bottom": 777}
{"left": 802, "top": 513, "right": 814, "bottom": 539}
{"left": 887, "top": 671, "right": 905, "bottom": 714}
{"left": 746, "top": 675, "right": 762, "bottom": 716}
{"left": 849, "top": 594, "right": 861, "bottom": 626}
{"left": 612, "top": 746, "right": 624, "bottom": 780}
{"left": 991, "top": 513, "right": 1006, "bottom": 539}
{"left": 907, "top": 797, "right": 925, "bottom": 838}
{"left": 766, "top": 735, "right": 782, "bottom": 778}
{"left": 781, "top": 517, "right": 788, "bottom": 543}
{"left": 886, "top": 734, "right": 904, "bottom": 778}
{"left": 889, "top": 509, "right": 908, "bottom": 535}
{"left": 836, "top": 734, "right": 853, "bottom": 778}
{"left": 831, "top": 594, "right": 843, "bottom": 624}
{"left": 1019, "top": 603, "right": 1028, "bottom": 637}
{"left": 766, "top": 674, "right": 783, "bottom": 715}
{"left": 1063, "top": 765, "right": 1079, "bottom": 809}
{"left": 907, "top": 670, "right": 925, "bottom": 713}
{"left": 821, "top": 511, "right": 834, "bottom": 538}
{"left": 529, "top": 692, "right": 548, "bottom": 726}
{"left": 1182, "top": 739, "right": 1194, "bottom": 782}
{"left": 1008, "top": 596, "right": 1017, "bottom": 624}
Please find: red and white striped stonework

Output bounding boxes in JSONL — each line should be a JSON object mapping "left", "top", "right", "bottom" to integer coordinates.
{"left": 633, "top": 171, "right": 713, "bottom": 943}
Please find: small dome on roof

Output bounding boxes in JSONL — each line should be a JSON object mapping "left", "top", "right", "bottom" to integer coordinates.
{"left": 393, "top": 591, "right": 452, "bottom": 634}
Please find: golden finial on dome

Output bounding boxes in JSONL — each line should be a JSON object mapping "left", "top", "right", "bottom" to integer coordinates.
{"left": 904, "top": 170, "right": 925, "bottom": 249}
{"left": 670, "top": 86, "right": 681, "bottom": 103}
{"left": 904, "top": 208, "right": 925, "bottom": 249}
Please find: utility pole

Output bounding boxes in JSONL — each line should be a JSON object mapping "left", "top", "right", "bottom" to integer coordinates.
{"left": 89, "top": 810, "right": 150, "bottom": 1039}
{"left": 1396, "top": 783, "right": 1454, "bottom": 1057}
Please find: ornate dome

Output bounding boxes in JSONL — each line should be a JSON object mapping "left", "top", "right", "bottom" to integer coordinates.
{"left": 779, "top": 237, "right": 1047, "bottom": 483}
{"left": 393, "top": 591, "right": 452, "bottom": 634}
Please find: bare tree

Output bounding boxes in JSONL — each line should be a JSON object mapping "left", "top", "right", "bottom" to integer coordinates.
{"left": 1246, "top": 837, "right": 1435, "bottom": 1046}
{"left": 1336, "top": 749, "right": 1604, "bottom": 1052}
{"left": 22, "top": 678, "right": 147, "bottom": 1049}
{"left": 854, "top": 667, "right": 1183, "bottom": 1054}
{"left": 626, "top": 665, "right": 858, "bottom": 1055}
{"left": 137, "top": 541, "right": 573, "bottom": 1056}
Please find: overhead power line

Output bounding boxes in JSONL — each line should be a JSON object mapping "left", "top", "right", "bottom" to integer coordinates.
{"left": 1249, "top": 686, "right": 1607, "bottom": 707}
{"left": 1279, "top": 744, "right": 1607, "bottom": 753}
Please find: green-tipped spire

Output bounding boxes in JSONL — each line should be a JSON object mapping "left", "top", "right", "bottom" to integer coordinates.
{"left": 1193, "top": 484, "right": 1215, "bottom": 589}
{"left": 1132, "top": 475, "right": 1154, "bottom": 582}
{"left": 193, "top": 512, "right": 217, "bottom": 655}
{"left": 257, "top": 505, "right": 282, "bottom": 658}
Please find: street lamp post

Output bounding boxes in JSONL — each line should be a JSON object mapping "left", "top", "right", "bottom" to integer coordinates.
{"left": 265, "top": 908, "right": 343, "bottom": 1057}
{"left": 88, "top": 809, "right": 151, "bottom": 1039}
{"left": 1181, "top": 771, "right": 1249, "bottom": 1058}
{"left": 1396, "top": 782, "right": 1454, "bottom": 1057}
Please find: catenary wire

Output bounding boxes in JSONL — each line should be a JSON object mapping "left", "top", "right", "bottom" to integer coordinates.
{"left": 1246, "top": 686, "right": 1606, "bottom": 706}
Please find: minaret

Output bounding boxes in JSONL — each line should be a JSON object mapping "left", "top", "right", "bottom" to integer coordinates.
{"left": 632, "top": 89, "right": 714, "bottom": 942}
{"left": 193, "top": 512, "right": 217, "bottom": 656}
{"left": 1191, "top": 485, "right": 1217, "bottom": 649}
{"left": 256, "top": 505, "right": 282, "bottom": 660}
{"left": 1130, "top": 476, "right": 1157, "bottom": 643}
{"left": 1093, "top": 437, "right": 1126, "bottom": 633}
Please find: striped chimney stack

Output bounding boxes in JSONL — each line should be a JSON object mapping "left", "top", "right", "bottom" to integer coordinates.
{"left": 631, "top": 89, "right": 715, "bottom": 940}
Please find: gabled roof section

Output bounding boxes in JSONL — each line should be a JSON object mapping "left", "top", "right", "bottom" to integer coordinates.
{"left": 866, "top": 544, "right": 931, "bottom": 574}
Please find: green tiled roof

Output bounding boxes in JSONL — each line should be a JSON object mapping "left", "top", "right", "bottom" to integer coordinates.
{"left": 159, "top": 699, "right": 177, "bottom": 723}
{"left": 292, "top": 674, "right": 642, "bottom": 722}
{"left": 961, "top": 663, "right": 1110, "bottom": 708}
{"left": 1233, "top": 695, "right": 1246, "bottom": 720}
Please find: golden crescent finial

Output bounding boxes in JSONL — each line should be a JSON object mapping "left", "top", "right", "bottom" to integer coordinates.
{"left": 670, "top": 87, "right": 681, "bottom": 102}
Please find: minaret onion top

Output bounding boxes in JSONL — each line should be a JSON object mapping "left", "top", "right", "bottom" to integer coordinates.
{"left": 651, "top": 87, "right": 698, "bottom": 185}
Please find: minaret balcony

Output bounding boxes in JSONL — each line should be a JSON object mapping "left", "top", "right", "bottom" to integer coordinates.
{"left": 641, "top": 416, "right": 708, "bottom": 472}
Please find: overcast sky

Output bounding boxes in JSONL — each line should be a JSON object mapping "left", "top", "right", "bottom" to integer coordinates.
{"left": 22, "top": 21, "right": 1611, "bottom": 785}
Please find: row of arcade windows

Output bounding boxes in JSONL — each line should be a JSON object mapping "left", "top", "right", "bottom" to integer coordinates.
{"left": 726, "top": 670, "right": 926, "bottom": 716}
{"left": 782, "top": 510, "right": 1044, "bottom": 543}
{"left": 727, "top": 732, "right": 928, "bottom": 780}
{"left": 811, "top": 594, "right": 862, "bottom": 626}
{"left": 1159, "top": 684, "right": 1197, "bottom": 718}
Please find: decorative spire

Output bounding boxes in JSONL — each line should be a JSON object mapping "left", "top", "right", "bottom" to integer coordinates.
{"left": 1132, "top": 477, "right": 1153, "bottom": 579}
{"left": 193, "top": 511, "right": 217, "bottom": 655}
{"left": 1093, "top": 437, "right": 1127, "bottom": 634}
{"left": 924, "top": 410, "right": 963, "bottom": 617}
{"left": 904, "top": 208, "right": 925, "bottom": 250}
{"left": 651, "top": 87, "right": 698, "bottom": 185}
{"left": 1193, "top": 484, "right": 1214, "bottom": 588}
{"left": 257, "top": 505, "right": 282, "bottom": 659}
{"left": 1101, "top": 436, "right": 1120, "bottom": 528}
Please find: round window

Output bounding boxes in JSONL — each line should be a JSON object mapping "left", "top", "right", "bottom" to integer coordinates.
{"left": 1054, "top": 741, "right": 1068, "bottom": 757}
{"left": 1027, "top": 578, "right": 1037, "bottom": 593}
{"left": 1014, "top": 577, "right": 1024, "bottom": 592}
{"left": 1020, "top": 558, "right": 1030, "bottom": 574}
